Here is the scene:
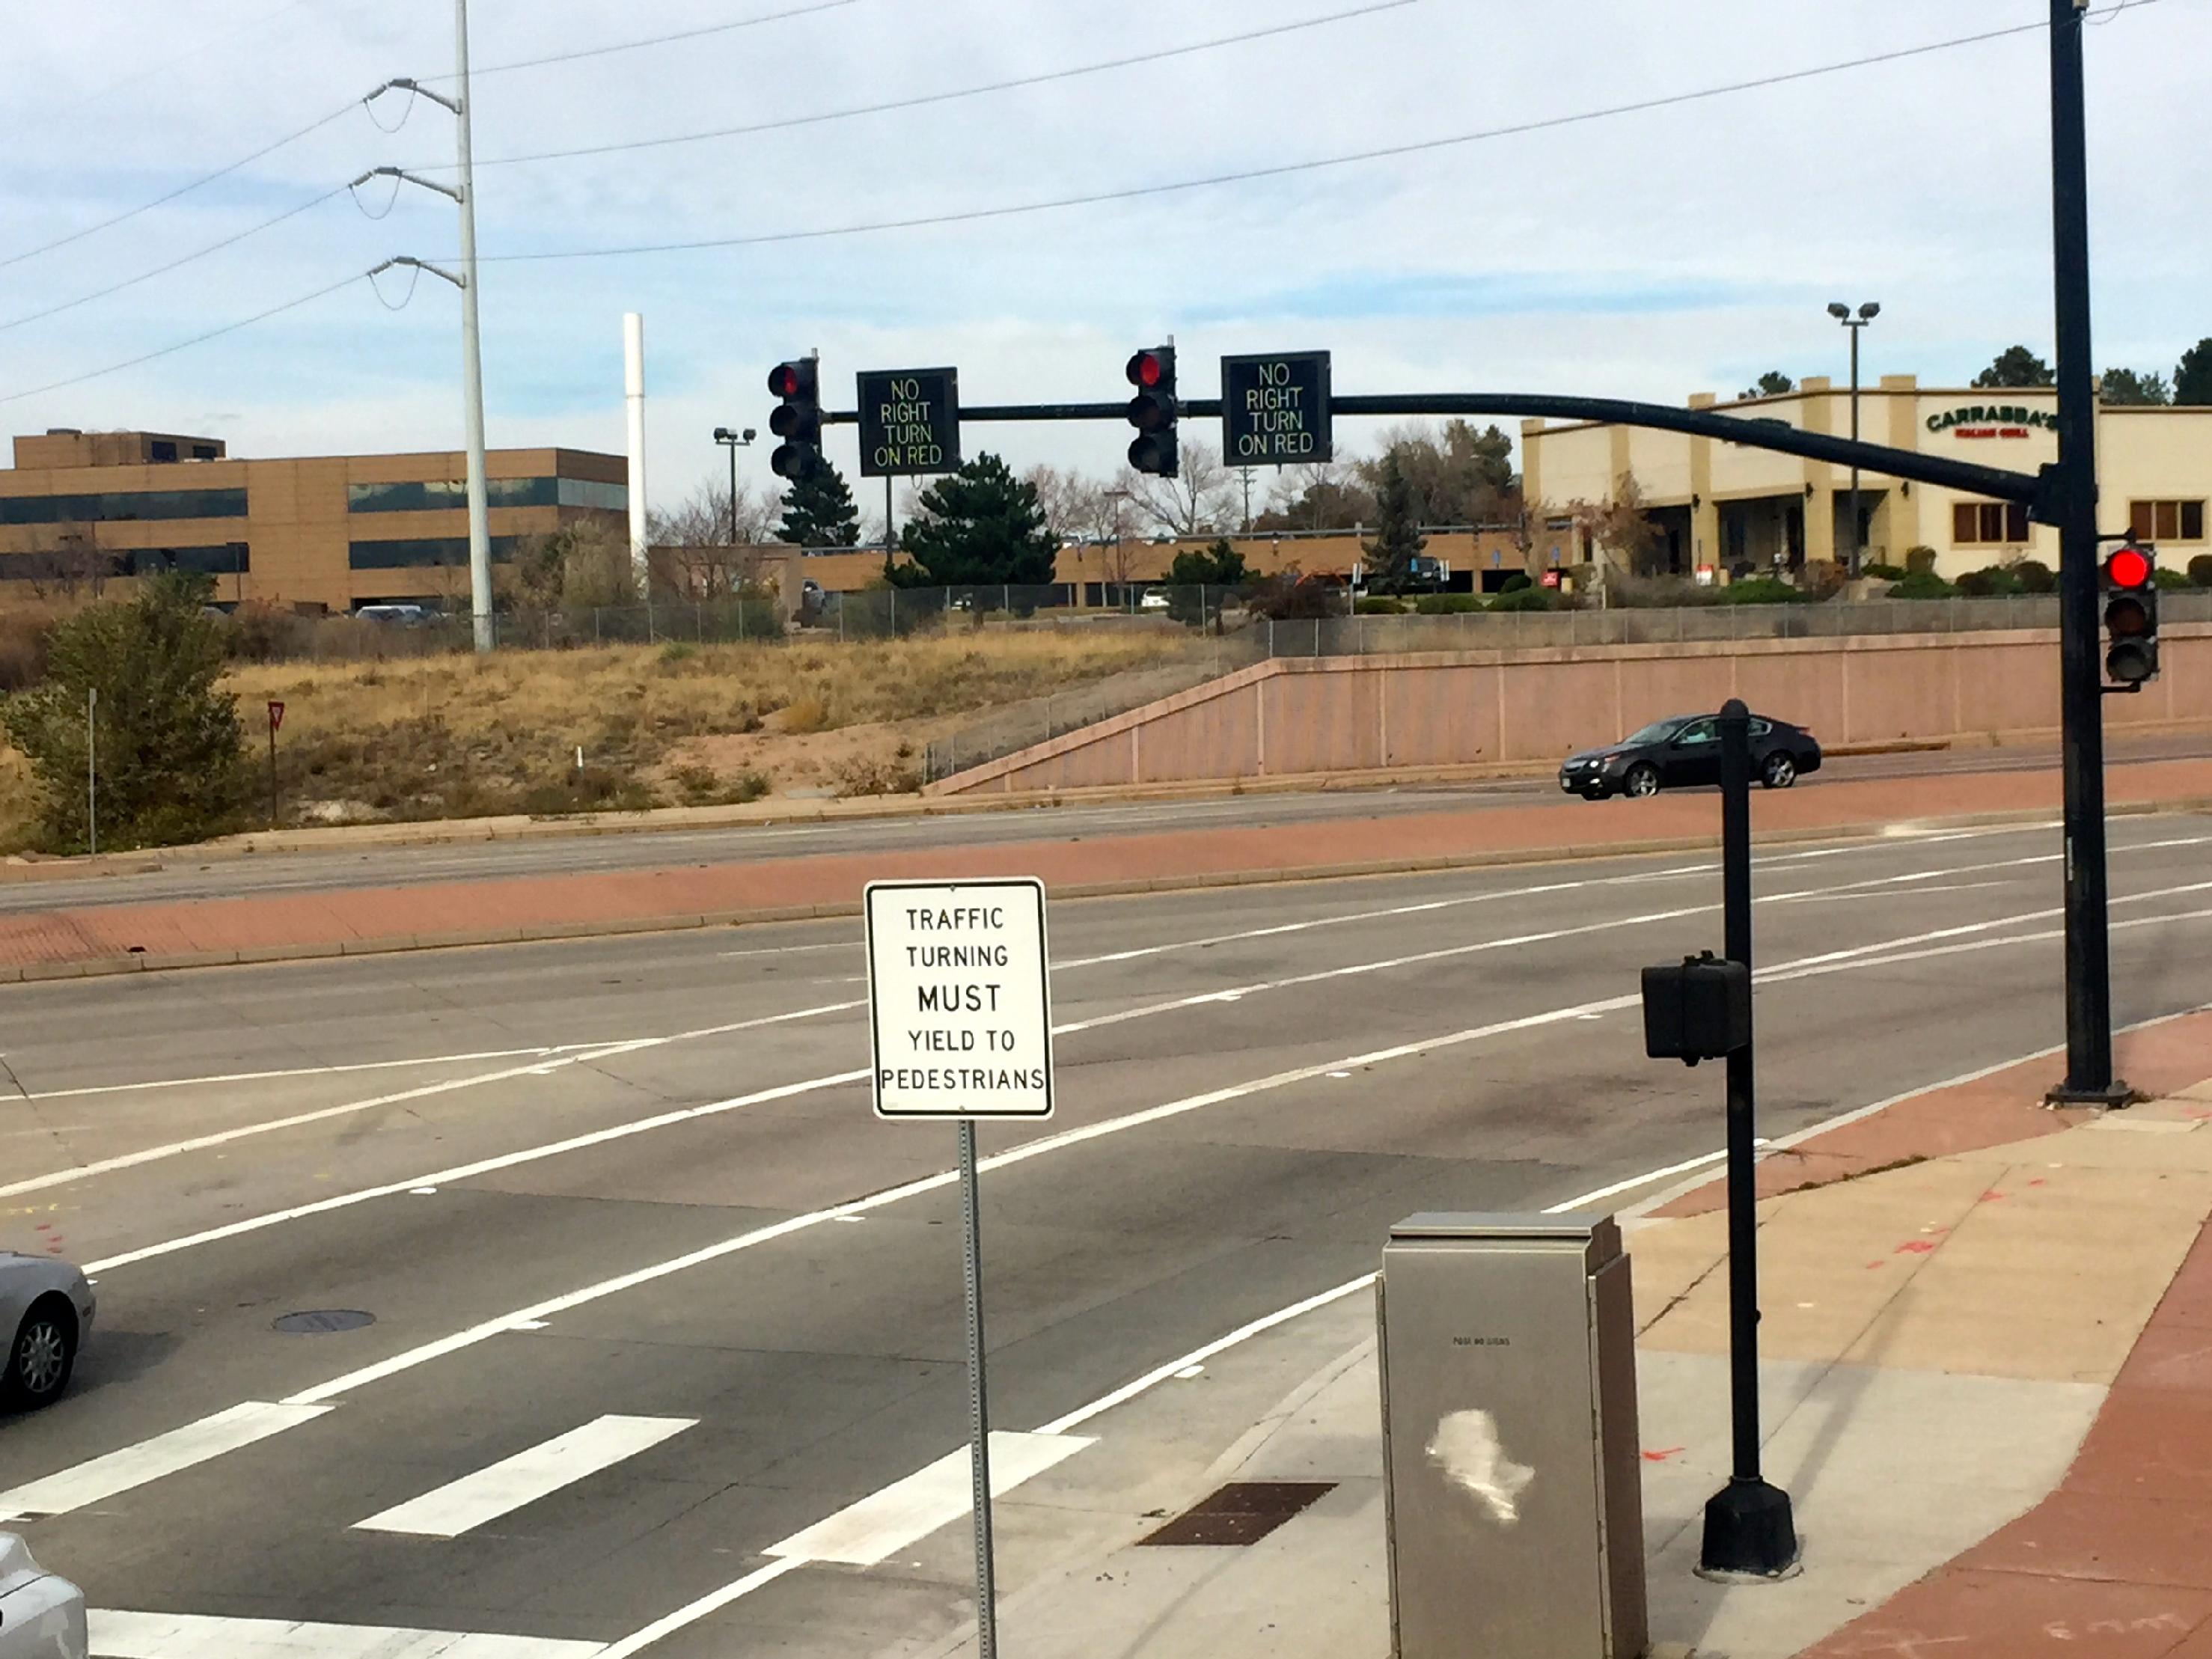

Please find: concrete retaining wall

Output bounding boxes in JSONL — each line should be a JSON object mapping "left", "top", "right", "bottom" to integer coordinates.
{"left": 925, "top": 624, "right": 2212, "bottom": 795}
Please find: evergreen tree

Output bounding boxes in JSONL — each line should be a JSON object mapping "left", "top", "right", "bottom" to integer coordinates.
{"left": 2100, "top": 367, "right": 2172, "bottom": 406}
{"left": 776, "top": 459, "right": 861, "bottom": 549}
{"left": 1972, "top": 346, "right": 2056, "bottom": 388}
{"left": 2175, "top": 337, "right": 2212, "bottom": 406}
{"left": 1361, "top": 453, "right": 1428, "bottom": 593}
{"left": 1738, "top": 370, "right": 1794, "bottom": 399}
{"left": 1164, "top": 538, "right": 1250, "bottom": 629}
{"left": 896, "top": 453, "right": 1057, "bottom": 587}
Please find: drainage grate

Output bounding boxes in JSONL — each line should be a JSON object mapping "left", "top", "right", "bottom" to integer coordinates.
{"left": 1137, "top": 1481, "right": 1336, "bottom": 1547}
{"left": 272, "top": 1310, "right": 376, "bottom": 1334}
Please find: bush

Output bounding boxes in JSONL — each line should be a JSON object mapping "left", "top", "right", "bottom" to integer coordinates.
{"left": 2011, "top": 559, "right": 2056, "bottom": 593}
{"left": 1490, "top": 584, "right": 1555, "bottom": 612}
{"left": 2156, "top": 566, "right": 2192, "bottom": 590}
{"left": 225, "top": 600, "right": 317, "bottom": 663}
{"left": 1245, "top": 572, "right": 1342, "bottom": 620}
{"left": 829, "top": 751, "right": 923, "bottom": 796}
{"left": 1413, "top": 593, "right": 1488, "bottom": 614}
{"left": 1, "top": 573, "right": 250, "bottom": 852}
{"left": 1355, "top": 596, "right": 1405, "bottom": 615}
{"left": 0, "top": 608, "right": 55, "bottom": 691}
{"left": 1904, "top": 546, "right": 1940, "bottom": 576}
{"left": 1955, "top": 565, "right": 2023, "bottom": 597}
{"left": 1887, "top": 570, "right": 1959, "bottom": 599}
{"left": 1799, "top": 559, "right": 1847, "bottom": 600}
{"left": 1720, "top": 576, "right": 1811, "bottom": 605}
{"left": 519, "top": 763, "right": 655, "bottom": 816}
{"left": 1863, "top": 562, "right": 1906, "bottom": 580}
{"left": 1500, "top": 571, "right": 1533, "bottom": 593}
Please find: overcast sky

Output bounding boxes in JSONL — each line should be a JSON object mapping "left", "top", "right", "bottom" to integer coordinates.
{"left": 2, "top": 0, "right": 2205, "bottom": 516}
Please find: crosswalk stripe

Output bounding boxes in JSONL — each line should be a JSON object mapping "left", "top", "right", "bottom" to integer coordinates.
{"left": 88, "top": 1610, "right": 603, "bottom": 1658}
{"left": 354, "top": 1414, "right": 696, "bottom": 1539}
{"left": 0, "top": 1402, "right": 331, "bottom": 1524}
{"left": 766, "top": 1430, "right": 1093, "bottom": 1567}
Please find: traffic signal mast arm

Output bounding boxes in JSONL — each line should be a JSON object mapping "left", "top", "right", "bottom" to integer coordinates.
{"left": 812, "top": 389, "right": 2045, "bottom": 511}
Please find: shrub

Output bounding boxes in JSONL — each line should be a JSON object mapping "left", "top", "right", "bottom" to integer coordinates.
{"left": 1244, "top": 572, "right": 1342, "bottom": 620}
{"left": 1, "top": 573, "right": 249, "bottom": 852}
{"left": 829, "top": 753, "right": 923, "bottom": 796}
{"left": 519, "top": 764, "right": 654, "bottom": 816}
{"left": 1863, "top": 562, "right": 1907, "bottom": 580}
{"left": 225, "top": 600, "right": 316, "bottom": 663}
{"left": 1413, "top": 593, "right": 1488, "bottom": 614}
{"left": 1489, "top": 584, "right": 1555, "bottom": 612}
{"left": 0, "top": 608, "right": 54, "bottom": 691}
{"left": 1955, "top": 565, "right": 2023, "bottom": 597}
{"left": 1720, "top": 576, "right": 1810, "bottom": 605}
{"left": 781, "top": 692, "right": 830, "bottom": 733}
{"left": 2155, "top": 566, "right": 2191, "bottom": 590}
{"left": 2190, "top": 553, "right": 2212, "bottom": 588}
{"left": 1500, "top": 571, "right": 1533, "bottom": 593}
{"left": 2011, "top": 559, "right": 2056, "bottom": 593}
{"left": 1798, "top": 560, "right": 1847, "bottom": 600}
{"left": 1904, "top": 546, "right": 1940, "bottom": 575}
{"left": 1887, "top": 570, "right": 1959, "bottom": 599}
{"left": 1354, "top": 596, "right": 1405, "bottom": 615}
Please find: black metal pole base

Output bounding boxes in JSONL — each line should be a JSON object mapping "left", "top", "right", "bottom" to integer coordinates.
{"left": 2047, "top": 1078, "right": 2141, "bottom": 1110}
{"left": 1698, "top": 1476, "right": 1800, "bottom": 1580}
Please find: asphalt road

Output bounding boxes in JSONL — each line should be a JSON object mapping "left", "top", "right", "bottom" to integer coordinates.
{"left": 4, "top": 729, "right": 2208, "bottom": 915}
{"left": 3, "top": 813, "right": 2211, "bottom": 1656}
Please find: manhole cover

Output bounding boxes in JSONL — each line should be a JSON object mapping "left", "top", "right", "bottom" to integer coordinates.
{"left": 1138, "top": 1481, "right": 1336, "bottom": 1547}
{"left": 272, "top": 1309, "right": 376, "bottom": 1334}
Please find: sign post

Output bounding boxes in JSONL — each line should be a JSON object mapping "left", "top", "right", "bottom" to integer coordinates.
{"left": 864, "top": 877, "right": 1054, "bottom": 1659}
{"left": 857, "top": 367, "right": 962, "bottom": 479}
{"left": 266, "top": 700, "right": 286, "bottom": 830}
{"left": 1220, "top": 350, "right": 1331, "bottom": 467}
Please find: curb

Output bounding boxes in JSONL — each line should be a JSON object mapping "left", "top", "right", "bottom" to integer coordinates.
{"left": 9, "top": 793, "right": 2208, "bottom": 986}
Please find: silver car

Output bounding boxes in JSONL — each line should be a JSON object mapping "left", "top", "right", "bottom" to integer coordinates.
{"left": 1, "top": 1255, "right": 94, "bottom": 1411}
{"left": 0, "top": 1533, "right": 87, "bottom": 1659}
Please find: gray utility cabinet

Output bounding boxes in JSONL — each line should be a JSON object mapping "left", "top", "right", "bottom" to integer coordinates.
{"left": 1378, "top": 1213, "right": 1646, "bottom": 1659}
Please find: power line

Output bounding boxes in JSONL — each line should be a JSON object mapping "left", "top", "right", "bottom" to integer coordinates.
{"left": 430, "top": 0, "right": 864, "bottom": 80}
{"left": 53, "top": 0, "right": 323, "bottom": 112}
{"left": 484, "top": 8, "right": 2161, "bottom": 266}
{"left": 0, "top": 272, "right": 367, "bottom": 406}
{"left": 0, "top": 187, "right": 349, "bottom": 335}
{"left": 463, "top": 0, "right": 1418, "bottom": 171}
{"left": 0, "top": 101, "right": 361, "bottom": 272}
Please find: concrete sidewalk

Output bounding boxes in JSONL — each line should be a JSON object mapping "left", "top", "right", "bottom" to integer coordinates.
{"left": 3, "top": 759, "right": 2210, "bottom": 982}
{"left": 923, "top": 1010, "right": 2212, "bottom": 1659}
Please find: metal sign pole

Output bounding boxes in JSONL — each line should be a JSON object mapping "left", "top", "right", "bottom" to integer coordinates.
{"left": 958, "top": 1118, "right": 999, "bottom": 1658}
{"left": 85, "top": 686, "right": 97, "bottom": 857}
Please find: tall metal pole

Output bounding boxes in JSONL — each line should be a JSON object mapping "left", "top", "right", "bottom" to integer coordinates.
{"left": 1699, "top": 698, "right": 1798, "bottom": 1577}
{"left": 2047, "top": 0, "right": 2125, "bottom": 1104}
{"left": 957, "top": 1120, "right": 1000, "bottom": 1659}
{"left": 455, "top": 0, "right": 493, "bottom": 653}
{"left": 85, "top": 686, "right": 97, "bottom": 858}
{"left": 729, "top": 443, "right": 741, "bottom": 545}
{"left": 1847, "top": 326, "right": 1862, "bottom": 578}
{"left": 624, "top": 313, "right": 650, "bottom": 598}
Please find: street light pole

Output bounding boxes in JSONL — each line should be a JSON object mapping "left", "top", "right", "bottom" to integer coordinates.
{"left": 1826, "top": 302, "right": 1879, "bottom": 576}
{"left": 2047, "top": 0, "right": 2127, "bottom": 1105}
{"left": 712, "top": 427, "right": 756, "bottom": 545}
{"left": 453, "top": 0, "right": 492, "bottom": 653}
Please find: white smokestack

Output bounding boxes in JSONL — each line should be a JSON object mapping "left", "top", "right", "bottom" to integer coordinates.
{"left": 623, "top": 312, "right": 648, "bottom": 596}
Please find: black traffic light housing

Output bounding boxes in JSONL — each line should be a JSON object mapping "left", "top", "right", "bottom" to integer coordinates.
{"left": 768, "top": 358, "right": 825, "bottom": 481}
{"left": 1642, "top": 950, "right": 1751, "bottom": 1067}
{"left": 2101, "top": 540, "right": 2159, "bottom": 687}
{"left": 1125, "top": 346, "right": 1179, "bottom": 477}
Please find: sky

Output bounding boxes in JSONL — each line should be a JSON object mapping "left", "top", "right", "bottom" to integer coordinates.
{"left": 1, "top": 0, "right": 2207, "bottom": 521}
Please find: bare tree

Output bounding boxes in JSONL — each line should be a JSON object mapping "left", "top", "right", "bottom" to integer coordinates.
{"left": 21, "top": 522, "right": 111, "bottom": 602}
{"left": 1569, "top": 471, "right": 1661, "bottom": 602}
{"left": 647, "top": 476, "right": 775, "bottom": 549}
{"left": 1119, "top": 438, "right": 1235, "bottom": 537}
{"left": 1259, "top": 457, "right": 1375, "bottom": 532}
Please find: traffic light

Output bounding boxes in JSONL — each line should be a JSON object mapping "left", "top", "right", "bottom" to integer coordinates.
{"left": 2102, "top": 540, "right": 2160, "bottom": 686}
{"left": 768, "top": 358, "right": 823, "bottom": 480}
{"left": 1125, "top": 346, "right": 1178, "bottom": 477}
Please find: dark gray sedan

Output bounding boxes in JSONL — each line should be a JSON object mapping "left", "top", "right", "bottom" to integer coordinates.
{"left": 1559, "top": 712, "right": 1823, "bottom": 800}
{"left": 1, "top": 1253, "right": 95, "bottom": 1411}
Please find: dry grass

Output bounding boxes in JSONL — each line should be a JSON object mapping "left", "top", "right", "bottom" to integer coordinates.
{"left": 0, "top": 627, "right": 1197, "bottom": 837}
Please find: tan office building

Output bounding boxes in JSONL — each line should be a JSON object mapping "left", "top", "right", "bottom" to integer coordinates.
{"left": 1521, "top": 375, "right": 2212, "bottom": 579}
{"left": 0, "top": 428, "right": 627, "bottom": 612}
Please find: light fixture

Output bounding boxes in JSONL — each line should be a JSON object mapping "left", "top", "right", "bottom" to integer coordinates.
{"left": 1827, "top": 302, "right": 1851, "bottom": 320}
{"left": 1858, "top": 302, "right": 1881, "bottom": 320}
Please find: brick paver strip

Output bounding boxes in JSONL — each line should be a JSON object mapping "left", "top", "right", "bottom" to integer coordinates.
{"left": 1, "top": 758, "right": 2207, "bottom": 978}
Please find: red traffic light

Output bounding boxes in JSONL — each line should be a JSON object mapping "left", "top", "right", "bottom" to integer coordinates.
{"left": 768, "top": 364, "right": 798, "bottom": 397}
{"left": 1126, "top": 351, "right": 1163, "bottom": 389}
{"left": 2104, "top": 544, "right": 2152, "bottom": 590}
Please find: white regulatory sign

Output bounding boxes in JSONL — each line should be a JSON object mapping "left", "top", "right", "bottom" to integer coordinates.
{"left": 864, "top": 878, "right": 1054, "bottom": 1120}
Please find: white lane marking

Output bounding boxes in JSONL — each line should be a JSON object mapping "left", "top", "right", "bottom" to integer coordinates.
{"left": 355, "top": 1414, "right": 695, "bottom": 1538}
{"left": 13, "top": 1045, "right": 574, "bottom": 1102}
{"left": 19, "top": 1000, "right": 852, "bottom": 1212}
{"left": 589, "top": 1559, "right": 806, "bottom": 1659}
{"left": 0, "top": 1401, "right": 329, "bottom": 1523}
{"left": 764, "top": 1431, "right": 1094, "bottom": 1567}
{"left": 86, "top": 1610, "right": 600, "bottom": 1659}
{"left": 715, "top": 940, "right": 858, "bottom": 959}
{"left": 1542, "top": 1147, "right": 1738, "bottom": 1213}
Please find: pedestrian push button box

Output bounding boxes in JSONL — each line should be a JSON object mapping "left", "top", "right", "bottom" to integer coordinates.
{"left": 1640, "top": 950, "right": 1750, "bottom": 1066}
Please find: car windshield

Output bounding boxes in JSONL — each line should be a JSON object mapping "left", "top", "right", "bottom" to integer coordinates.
{"left": 1624, "top": 719, "right": 1685, "bottom": 746}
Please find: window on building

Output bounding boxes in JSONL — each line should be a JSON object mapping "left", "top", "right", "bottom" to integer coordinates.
{"left": 556, "top": 476, "right": 629, "bottom": 512}
{"left": 150, "top": 440, "right": 177, "bottom": 462}
{"left": 2128, "top": 499, "right": 2207, "bottom": 543}
{"left": 1951, "top": 501, "right": 2031, "bottom": 545}
{"left": 192, "top": 444, "right": 219, "bottom": 460}
{"left": 346, "top": 478, "right": 566, "bottom": 513}
{"left": 0, "top": 487, "right": 247, "bottom": 527}
{"left": 129, "top": 543, "right": 249, "bottom": 576}
{"left": 348, "top": 536, "right": 522, "bottom": 569}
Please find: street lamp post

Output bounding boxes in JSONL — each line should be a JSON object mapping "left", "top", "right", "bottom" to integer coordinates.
{"left": 712, "top": 427, "right": 756, "bottom": 544}
{"left": 1827, "top": 302, "right": 1880, "bottom": 576}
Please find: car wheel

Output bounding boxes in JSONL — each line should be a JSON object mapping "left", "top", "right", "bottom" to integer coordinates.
{"left": 1622, "top": 763, "right": 1660, "bottom": 799}
{"left": 1761, "top": 752, "right": 1798, "bottom": 789}
{"left": 5, "top": 1297, "right": 77, "bottom": 1410}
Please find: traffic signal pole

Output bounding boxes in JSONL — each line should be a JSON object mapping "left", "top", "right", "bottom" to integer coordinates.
{"left": 2047, "top": 0, "right": 2129, "bottom": 1105}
